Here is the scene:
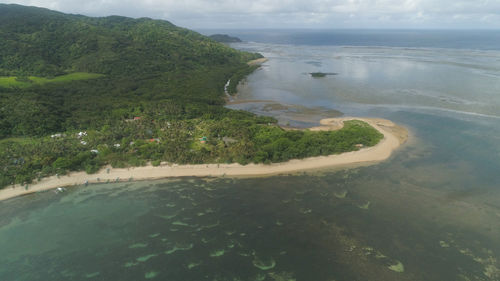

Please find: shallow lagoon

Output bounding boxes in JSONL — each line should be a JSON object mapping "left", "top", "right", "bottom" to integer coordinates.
{"left": 1, "top": 124, "right": 500, "bottom": 281}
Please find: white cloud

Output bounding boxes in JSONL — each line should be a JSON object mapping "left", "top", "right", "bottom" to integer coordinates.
{"left": 1, "top": 0, "right": 499, "bottom": 28}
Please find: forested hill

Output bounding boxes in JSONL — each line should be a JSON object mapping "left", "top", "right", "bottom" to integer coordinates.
{"left": 0, "top": 4, "right": 256, "bottom": 77}
{"left": 0, "top": 4, "right": 261, "bottom": 136}
{"left": 0, "top": 5, "right": 382, "bottom": 188}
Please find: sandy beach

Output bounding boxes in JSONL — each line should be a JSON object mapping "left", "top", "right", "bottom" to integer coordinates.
{"left": 0, "top": 117, "right": 407, "bottom": 201}
{"left": 247, "top": 58, "right": 268, "bottom": 66}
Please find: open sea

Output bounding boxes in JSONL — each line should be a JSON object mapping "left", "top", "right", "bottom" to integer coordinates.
{"left": 1, "top": 30, "right": 500, "bottom": 281}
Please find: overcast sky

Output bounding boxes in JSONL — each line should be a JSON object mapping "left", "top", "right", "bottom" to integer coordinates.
{"left": 2, "top": 0, "right": 500, "bottom": 29}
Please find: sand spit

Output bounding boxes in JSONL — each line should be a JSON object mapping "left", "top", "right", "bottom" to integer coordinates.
{"left": 247, "top": 58, "right": 268, "bottom": 66}
{"left": 0, "top": 118, "right": 407, "bottom": 201}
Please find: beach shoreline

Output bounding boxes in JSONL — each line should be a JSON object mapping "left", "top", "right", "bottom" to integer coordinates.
{"left": 247, "top": 58, "right": 268, "bottom": 66}
{"left": 0, "top": 117, "right": 408, "bottom": 201}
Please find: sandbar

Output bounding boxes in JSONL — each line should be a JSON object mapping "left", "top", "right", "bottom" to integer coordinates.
{"left": 247, "top": 58, "right": 268, "bottom": 66}
{"left": 0, "top": 117, "right": 407, "bottom": 201}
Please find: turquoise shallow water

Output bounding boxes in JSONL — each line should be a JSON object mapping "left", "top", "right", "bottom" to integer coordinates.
{"left": 1, "top": 111, "right": 500, "bottom": 281}
{"left": 2, "top": 38, "right": 500, "bottom": 280}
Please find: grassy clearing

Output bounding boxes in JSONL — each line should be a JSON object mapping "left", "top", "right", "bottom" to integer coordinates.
{"left": 0, "top": 72, "right": 104, "bottom": 88}
{"left": 0, "top": 77, "right": 28, "bottom": 88}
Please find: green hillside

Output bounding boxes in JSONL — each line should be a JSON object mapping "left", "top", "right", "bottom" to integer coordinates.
{"left": 0, "top": 4, "right": 382, "bottom": 188}
{"left": 0, "top": 4, "right": 262, "bottom": 136}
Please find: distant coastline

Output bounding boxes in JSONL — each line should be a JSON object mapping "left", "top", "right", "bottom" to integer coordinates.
{"left": 209, "top": 34, "right": 242, "bottom": 43}
{"left": 0, "top": 117, "right": 408, "bottom": 201}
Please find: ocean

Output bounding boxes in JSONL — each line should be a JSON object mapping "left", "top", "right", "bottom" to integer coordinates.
{"left": 1, "top": 30, "right": 500, "bottom": 281}
{"left": 203, "top": 29, "right": 500, "bottom": 51}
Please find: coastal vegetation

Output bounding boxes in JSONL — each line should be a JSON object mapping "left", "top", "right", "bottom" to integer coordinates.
{"left": 0, "top": 4, "right": 383, "bottom": 188}
{"left": 227, "top": 65, "right": 260, "bottom": 94}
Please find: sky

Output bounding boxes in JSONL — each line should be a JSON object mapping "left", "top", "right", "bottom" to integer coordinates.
{"left": 2, "top": 0, "right": 500, "bottom": 29}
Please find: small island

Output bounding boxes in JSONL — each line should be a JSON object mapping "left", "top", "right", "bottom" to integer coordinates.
{"left": 310, "top": 72, "right": 338, "bottom": 78}
{"left": 209, "top": 34, "right": 242, "bottom": 43}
